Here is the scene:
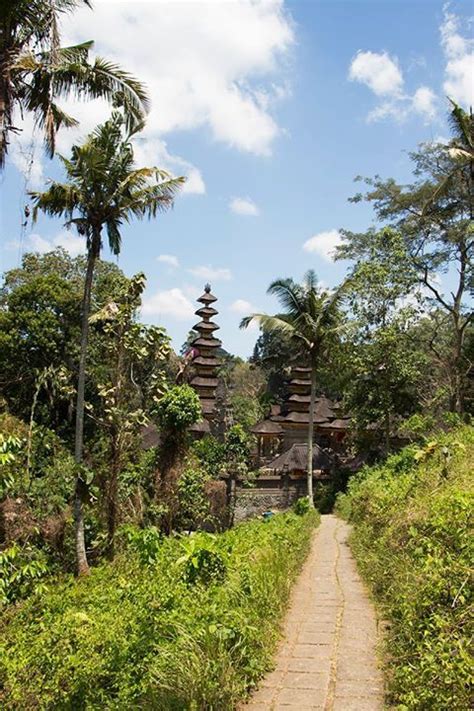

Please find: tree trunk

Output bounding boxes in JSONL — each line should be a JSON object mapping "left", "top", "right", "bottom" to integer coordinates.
{"left": 74, "top": 229, "right": 101, "bottom": 576}
{"left": 107, "top": 329, "right": 125, "bottom": 559}
{"left": 307, "top": 366, "right": 316, "bottom": 508}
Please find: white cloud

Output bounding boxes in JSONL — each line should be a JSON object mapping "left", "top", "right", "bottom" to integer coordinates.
{"left": 19, "top": 231, "right": 86, "bottom": 256}
{"left": 440, "top": 9, "right": 474, "bottom": 107}
{"left": 28, "top": 233, "right": 52, "bottom": 254}
{"left": 349, "top": 50, "right": 438, "bottom": 124}
{"left": 157, "top": 254, "right": 179, "bottom": 268}
{"left": 230, "top": 298, "right": 256, "bottom": 314}
{"left": 412, "top": 86, "right": 437, "bottom": 120}
{"left": 141, "top": 287, "right": 194, "bottom": 320}
{"left": 56, "top": 0, "right": 294, "bottom": 176}
{"left": 9, "top": 114, "right": 44, "bottom": 190}
{"left": 229, "top": 197, "right": 260, "bottom": 216}
{"left": 303, "top": 229, "right": 342, "bottom": 262}
{"left": 349, "top": 51, "right": 404, "bottom": 97}
{"left": 53, "top": 230, "right": 86, "bottom": 257}
{"left": 188, "top": 265, "right": 232, "bottom": 281}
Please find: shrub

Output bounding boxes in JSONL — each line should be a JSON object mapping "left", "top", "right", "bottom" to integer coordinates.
{"left": 0, "top": 510, "right": 319, "bottom": 709}
{"left": 336, "top": 425, "right": 473, "bottom": 710}
{"left": 292, "top": 496, "right": 310, "bottom": 515}
{"left": 154, "top": 385, "right": 201, "bottom": 431}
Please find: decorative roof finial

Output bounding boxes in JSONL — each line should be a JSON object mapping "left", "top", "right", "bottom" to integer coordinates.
{"left": 204, "top": 283, "right": 211, "bottom": 293}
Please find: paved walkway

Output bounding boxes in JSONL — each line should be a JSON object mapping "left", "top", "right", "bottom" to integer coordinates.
{"left": 242, "top": 515, "right": 384, "bottom": 711}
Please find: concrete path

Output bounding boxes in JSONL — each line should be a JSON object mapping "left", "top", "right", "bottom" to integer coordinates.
{"left": 242, "top": 515, "right": 384, "bottom": 711}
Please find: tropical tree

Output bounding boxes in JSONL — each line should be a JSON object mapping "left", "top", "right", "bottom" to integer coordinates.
{"left": 339, "top": 100, "right": 473, "bottom": 413}
{"left": 1, "top": 0, "right": 148, "bottom": 167}
{"left": 90, "top": 272, "right": 171, "bottom": 558}
{"left": 30, "top": 112, "right": 185, "bottom": 574}
{"left": 241, "top": 271, "right": 348, "bottom": 507}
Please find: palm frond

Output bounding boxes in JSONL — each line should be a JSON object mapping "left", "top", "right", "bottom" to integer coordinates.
{"left": 267, "top": 278, "right": 305, "bottom": 317}
{"left": 448, "top": 98, "right": 474, "bottom": 152}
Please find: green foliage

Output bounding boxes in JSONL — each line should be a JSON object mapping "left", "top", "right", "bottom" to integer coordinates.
{"left": 121, "top": 525, "right": 162, "bottom": 565}
{"left": 0, "top": 250, "right": 130, "bottom": 435}
{"left": 0, "top": 543, "right": 51, "bottom": 606}
{"left": 155, "top": 384, "right": 202, "bottom": 432}
{"left": 292, "top": 496, "right": 310, "bottom": 515}
{"left": 336, "top": 425, "right": 473, "bottom": 709}
{"left": 0, "top": 511, "right": 318, "bottom": 709}
{"left": 177, "top": 534, "right": 227, "bottom": 586}
{"left": 175, "top": 466, "right": 213, "bottom": 531}
{"left": 192, "top": 436, "right": 226, "bottom": 478}
{"left": 0, "top": 434, "right": 23, "bottom": 496}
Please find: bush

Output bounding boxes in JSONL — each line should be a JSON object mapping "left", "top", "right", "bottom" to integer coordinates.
{"left": 292, "top": 496, "right": 310, "bottom": 515}
{"left": 154, "top": 385, "right": 201, "bottom": 431}
{"left": 0, "top": 510, "right": 319, "bottom": 709}
{"left": 336, "top": 425, "right": 473, "bottom": 710}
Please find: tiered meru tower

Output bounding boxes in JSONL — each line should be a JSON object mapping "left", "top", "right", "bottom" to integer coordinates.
{"left": 189, "top": 284, "right": 221, "bottom": 434}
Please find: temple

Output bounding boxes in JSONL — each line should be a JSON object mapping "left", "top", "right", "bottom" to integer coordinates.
{"left": 252, "top": 366, "right": 349, "bottom": 457}
{"left": 182, "top": 286, "right": 352, "bottom": 514}
{"left": 188, "top": 284, "right": 222, "bottom": 436}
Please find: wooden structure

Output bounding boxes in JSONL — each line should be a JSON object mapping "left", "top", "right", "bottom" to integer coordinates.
{"left": 251, "top": 365, "right": 350, "bottom": 475}
{"left": 189, "top": 284, "right": 222, "bottom": 436}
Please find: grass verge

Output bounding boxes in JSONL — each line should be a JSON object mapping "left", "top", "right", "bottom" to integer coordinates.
{"left": 0, "top": 510, "right": 318, "bottom": 710}
{"left": 336, "top": 425, "right": 473, "bottom": 710}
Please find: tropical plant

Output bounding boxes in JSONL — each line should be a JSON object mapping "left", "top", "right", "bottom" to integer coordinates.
{"left": 30, "top": 112, "right": 185, "bottom": 574}
{"left": 0, "top": 0, "right": 149, "bottom": 167}
{"left": 339, "top": 101, "right": 473, "bottom": 414}
{"left": 91, "top": 272, "right": 171, "bottom": 557}
{"left": 241, "top": 271, "right": 349, "bottom": 506}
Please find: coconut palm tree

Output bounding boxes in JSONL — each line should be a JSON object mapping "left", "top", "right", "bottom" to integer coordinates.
{"left": 241, "top": 271, "right": 348, "bottom": 507}
{"left": 31, "top": 112, "right": 185, "bottom": 574}
{"left": 1, "top": 0, "right": 148, "bottom": 167}
{"left": 447, "top": 100, "right": 474, "bottom": 169}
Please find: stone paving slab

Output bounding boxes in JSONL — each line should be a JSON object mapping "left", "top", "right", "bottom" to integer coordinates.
{"left": 241, "top": 514, "right": 384, "bottom": 711}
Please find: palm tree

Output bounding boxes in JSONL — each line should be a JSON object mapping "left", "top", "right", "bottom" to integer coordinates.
{"left": 241, "top": 271, "right": 348, "bottom": 507}
{"left": 1, "top": 0, "right": 148, "bottom": 167}
{"left": 447, "top": 100, "right": 474, "bottom": 170}
{"left": 31, "top": 112, "right": 185, "bottom": 574}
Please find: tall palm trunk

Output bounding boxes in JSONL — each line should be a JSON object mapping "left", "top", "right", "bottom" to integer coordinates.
{"left": 74, "top": 228, "right": 101, "bottom": 576}
{"left": 306, "top": 365, "right": 316, "bottom": 508}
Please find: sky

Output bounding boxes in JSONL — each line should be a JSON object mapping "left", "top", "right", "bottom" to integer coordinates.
{"left": 1, "top": 0, "right": 473, "bottom": 357}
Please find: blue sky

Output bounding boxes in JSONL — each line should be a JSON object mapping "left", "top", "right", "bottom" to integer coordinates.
{"left": 1, "top": 0, "right": 473, "bottom": 356}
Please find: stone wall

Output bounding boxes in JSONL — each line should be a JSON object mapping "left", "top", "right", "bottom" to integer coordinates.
{"left": 233, "top": 487, "right": 300, "bottom": 523}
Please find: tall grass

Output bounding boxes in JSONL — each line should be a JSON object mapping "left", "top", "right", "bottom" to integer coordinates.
{"left": 0, "top": 510, "right": 318, "bottom": 709}
{"left": 336, "top": 425, "right": 473, "bottom": 710}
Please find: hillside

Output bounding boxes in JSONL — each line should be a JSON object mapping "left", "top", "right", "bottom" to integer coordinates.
{"left": 337, "top": 425, "right": 473, "bottom": 709}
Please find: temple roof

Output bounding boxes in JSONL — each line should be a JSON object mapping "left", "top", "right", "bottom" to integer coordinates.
{"left": 197, "top": 285, "right": 217, "bottom": 304}
{"left": 201, "top": 399, "right": 217, "bottom": 414}
{"left": 319, "top": 418, "right": 351, "bottom": 430}
{"left": 284, "top": 412, "right": 328, "bottom": 424}
{"left": 288, "top": 394, "right": 311, "bottom": 403}
{"left": 266, "top": 443, "right": 332, "bottom": 472}
{"left": 193, "top": 320, "right": 220, "bottom": 332}
{"left": 314, "top": 396, "right": 337, "bottom": 420}
{"left": 190, "top": 376, "right": 219, "bottom": 388}
{"left": 192, "top": 337, "right": 221, "bottom": 348}
{"left": 195, "top": 306, "right": 218, "bottom": 317}
{"left": 193, "top": 356, "right": 220, "bottom": 367}
{"left": 250, "top": 419, "right": 283, "bottom": 435}
{"left": 189, "top": 419, "right": 211, "bottom": 434}
{"left": 288, "top": 379, "right": 311, "bottom": 387}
